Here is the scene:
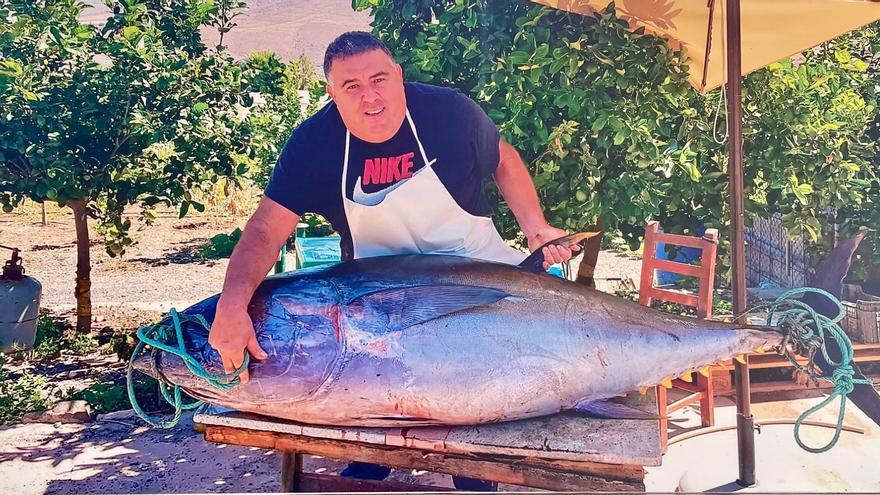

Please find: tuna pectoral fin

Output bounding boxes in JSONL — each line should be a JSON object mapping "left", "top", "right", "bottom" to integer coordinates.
{"left": 518, "top": 232, "right": 601, "bottom": 274}
{"left": 349, "top": 285, "right": 509, "bottom": 333}
{"left": 571, "top": 399, "right": 659, "bottom": 420}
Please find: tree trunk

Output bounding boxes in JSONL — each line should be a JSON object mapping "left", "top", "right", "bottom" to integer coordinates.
{"left": 70, "top": 198, "right": 92, "bottom": 334}
{"left": 575, "top": 218, "right": 604, "bottom": 288}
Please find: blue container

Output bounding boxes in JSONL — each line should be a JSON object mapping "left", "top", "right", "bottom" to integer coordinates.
{"left": 655, "top": 225, "right": 705, "bottom": 285}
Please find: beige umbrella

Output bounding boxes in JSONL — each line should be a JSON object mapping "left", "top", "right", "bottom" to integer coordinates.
{"left": 531, "top": 0, "right": 880, "bottom": 486}
{"left": 534, "top": 0, "right": 880, "bottom": 92}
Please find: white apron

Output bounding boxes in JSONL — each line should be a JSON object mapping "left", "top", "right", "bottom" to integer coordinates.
{"left": 341, "top": 109, "right": 526, "bottom": 265}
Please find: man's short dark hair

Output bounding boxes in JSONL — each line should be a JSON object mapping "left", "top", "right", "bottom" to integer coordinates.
{"left": 323, "top": 31, "right": 394, "bottom": 80}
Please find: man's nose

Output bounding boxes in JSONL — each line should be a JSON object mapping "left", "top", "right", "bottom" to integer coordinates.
{"left": 361, "top": 88, "right": 381, "bottom": 104}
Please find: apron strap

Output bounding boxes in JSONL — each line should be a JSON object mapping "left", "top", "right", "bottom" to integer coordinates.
{"left": 341, "top": 129, "right": 351, "bottom": 202}
{"left": 405, "top": 109, "right": 436, "bottom": 168}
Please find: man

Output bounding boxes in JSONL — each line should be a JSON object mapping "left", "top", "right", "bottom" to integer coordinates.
{"left": 208, "top": 31, "right": 576, "bottom": 490}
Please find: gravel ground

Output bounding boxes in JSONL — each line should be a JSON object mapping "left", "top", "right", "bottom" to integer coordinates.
{"left": 2, "top": 208, "right": 243, "bottom": 314}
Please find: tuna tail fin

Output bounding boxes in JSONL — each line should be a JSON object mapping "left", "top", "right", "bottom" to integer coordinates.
{"left": 800, "top": 228, "right": 880, "bottom": 427}
{"left": 518, "top": 232, "right": 601, "bottom": 274}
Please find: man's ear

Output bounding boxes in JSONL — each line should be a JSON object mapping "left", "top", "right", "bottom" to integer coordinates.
{"left": 325, "top": 84, "right": 334, "bottom": 101}
{"left": 395, "top": 63, "right": 403, "bottom": 80}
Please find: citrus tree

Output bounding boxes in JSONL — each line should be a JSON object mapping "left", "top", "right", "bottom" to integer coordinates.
{"left": 354, "top": 1, "right": 877, "bottom": 269}
{"left": 0, "top": 0, "right": 291, "bottom": 332}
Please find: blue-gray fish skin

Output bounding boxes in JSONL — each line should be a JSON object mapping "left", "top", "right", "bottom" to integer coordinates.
{"left": 139, "top": 255, "right": 783, "bottom": 426}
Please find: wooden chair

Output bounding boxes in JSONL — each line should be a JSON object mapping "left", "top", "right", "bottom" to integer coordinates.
{"left": 638, "top": 220, "right": 719, "bottom": 452}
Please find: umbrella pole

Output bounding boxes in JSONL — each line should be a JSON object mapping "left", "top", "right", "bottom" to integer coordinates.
{"left": 725, "top": 0, "right": 757, "bottom": 487}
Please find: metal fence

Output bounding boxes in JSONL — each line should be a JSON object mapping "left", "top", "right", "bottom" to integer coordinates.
{"left": 745, "top": 215, "right": 810, "bottom": 288}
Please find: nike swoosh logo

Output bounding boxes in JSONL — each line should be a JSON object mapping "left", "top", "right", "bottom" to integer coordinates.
{"left": 352, "top": 159, "right": 436, "bottom": 206}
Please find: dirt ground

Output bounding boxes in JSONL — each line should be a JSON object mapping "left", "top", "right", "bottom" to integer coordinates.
{"left": 2, "top": 207, "right": 243, "bottom": 314}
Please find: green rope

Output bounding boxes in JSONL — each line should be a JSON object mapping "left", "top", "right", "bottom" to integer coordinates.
{"left": 757, "top": 287, "right": 871, "bottom": 453}
{"left": 127, "top": 308, "right": 248, "bottom": 429}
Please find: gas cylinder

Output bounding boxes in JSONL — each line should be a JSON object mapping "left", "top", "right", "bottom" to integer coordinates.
{"left": 0, "top": 245, "right": 42, "bottom": 352}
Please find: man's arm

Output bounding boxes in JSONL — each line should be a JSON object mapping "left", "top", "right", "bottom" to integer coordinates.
{"left": 493, "top": 137, "right": 578, "bottom": 268}
{"left": 209, "top": 196, "right": 300, "bottom": 382}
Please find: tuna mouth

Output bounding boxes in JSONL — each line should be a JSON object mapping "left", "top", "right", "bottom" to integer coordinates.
{"left": 130, "top": 353, "right": 160, "bottom": 379}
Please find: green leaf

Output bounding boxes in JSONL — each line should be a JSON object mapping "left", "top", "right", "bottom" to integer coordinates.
{"left": 193, "top": 102, "right": 209, "bottom": 113}
{"left": 123, "top": 26, "right": 141, "bottom": 40}
{"left": 179, "top": 201, "right": 190, "bottom": 219}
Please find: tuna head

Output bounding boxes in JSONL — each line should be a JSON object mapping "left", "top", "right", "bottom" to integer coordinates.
{"left": 132, "top": 278, "right": 343, "bottom": 409}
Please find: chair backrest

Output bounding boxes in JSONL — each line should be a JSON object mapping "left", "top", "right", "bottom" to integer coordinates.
{"left": 638, "top": 221, "right": 719, "bottom": 319}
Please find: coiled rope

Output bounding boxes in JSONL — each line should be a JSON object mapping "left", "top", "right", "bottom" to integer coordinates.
{"left": 127, "top": 308, "right": 247, "bottom": 428}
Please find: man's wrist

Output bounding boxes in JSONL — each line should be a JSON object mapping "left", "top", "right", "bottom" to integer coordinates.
{"left": 217, "top": 293, "right": 250, "bottom": 313}
{"left": 521, "top": 219, "right": 549, "bottom": 239}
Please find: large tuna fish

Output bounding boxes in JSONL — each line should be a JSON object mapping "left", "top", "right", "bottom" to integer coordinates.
{"left": 132, "top": 234, "right": 880, "bottom": 427}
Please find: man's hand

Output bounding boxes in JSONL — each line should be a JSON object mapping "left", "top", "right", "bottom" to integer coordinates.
{"left": 206, "top": 197, "right": 298, "bottom": 384}
{"left": 208, "top": 302, "right": 268, "bottom": 384}
{"left": 527, "top": 225, "right": 581, "bottom": 270}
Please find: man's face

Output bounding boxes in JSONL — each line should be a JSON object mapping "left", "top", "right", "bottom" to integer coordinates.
{"left": 326, "top": 49, "right": 406, "bottom": 144}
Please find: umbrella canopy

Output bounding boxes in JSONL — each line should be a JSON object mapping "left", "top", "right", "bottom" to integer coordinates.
{"left": 532, "top": 0, "right": 880, "bottom": 92}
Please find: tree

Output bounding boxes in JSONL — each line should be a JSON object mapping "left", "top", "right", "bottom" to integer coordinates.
{"left": 0, "top": 0, "right": 265, "bottom": 332}
{"left": 354, "top": 0, "right": 877, "bottom": 280}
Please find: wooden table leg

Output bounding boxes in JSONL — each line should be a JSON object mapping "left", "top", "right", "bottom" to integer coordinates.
{"left": 281, "top": 452, "right": 304, "bottom": 492}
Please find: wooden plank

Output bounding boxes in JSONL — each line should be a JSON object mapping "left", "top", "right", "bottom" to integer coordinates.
{"left": 744, "top": 345, "right": 880, "bottom": 370}
{"left": 205, "top": 426, "right": 645, "bottom": 492}
{"left": 441, "top": 413, "right": 660, "bottom": 467}
{"left": 652, "top": 231, "right": 715, "bottom": 249}
{"left": 296, "top": 472, "right": 453, "bottom": 492}
{"left": 651, "top": 259, "right": 703, "bottom": 277}
{"left": 645, "top": 287, "right": 699, "bottom": 307}
{"left": 194, "top": 409, "right": 661, "bottom": 466}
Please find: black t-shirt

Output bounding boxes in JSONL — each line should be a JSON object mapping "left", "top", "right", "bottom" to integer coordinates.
{"left": 264, "top": 82, "right": 501, "bottom": 260}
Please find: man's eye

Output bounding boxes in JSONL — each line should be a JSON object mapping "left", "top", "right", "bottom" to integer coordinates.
{"left": 373, "top": 78, "right": 386, "bottom": 84}
{"left": 346, "top": 84, "right": 359, "bottom": 91}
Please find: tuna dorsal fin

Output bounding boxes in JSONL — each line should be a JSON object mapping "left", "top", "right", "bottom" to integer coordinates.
{"left": 347, "top": 285, "right": 509, "bottom": 333}
{"left": 517, "top": 232, "right": 601, "bottom": 274}
{"left": 572, "top": 398, "right": 659, "bottom": 420}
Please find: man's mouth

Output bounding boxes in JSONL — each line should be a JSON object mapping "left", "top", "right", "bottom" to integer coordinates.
{"left": 364, "top": 107, "right": 385, "bottom": 117}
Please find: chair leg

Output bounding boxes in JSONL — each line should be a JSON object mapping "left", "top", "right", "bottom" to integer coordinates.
{"left": 656, "top": 385, "right": 668, "bottom": 452}
{"left": 697, "top": 373, "right": 714, "bottom": 427}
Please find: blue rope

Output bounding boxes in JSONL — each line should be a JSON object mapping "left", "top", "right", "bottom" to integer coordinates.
{"left": 760, "top": 287, "right": 871, "bottom": 453}
{"left": 127, "top": 308, "right": 248, "bottom": 429}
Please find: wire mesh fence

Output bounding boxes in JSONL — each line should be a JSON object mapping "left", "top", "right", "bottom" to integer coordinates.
{"left": 745, "top": 214, "right": 810, "bottom": 288}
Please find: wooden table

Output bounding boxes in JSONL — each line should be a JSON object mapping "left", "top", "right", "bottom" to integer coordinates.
{"left": 195, "top": 400, "right": 661, "bottom": 492}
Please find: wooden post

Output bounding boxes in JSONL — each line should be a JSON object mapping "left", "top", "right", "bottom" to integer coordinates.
{"left": 639, "top": 221, "right": 660, "bottom": 307}
{"left": 697, "top": 229, "right": 719, "bottom": 319}
{"left": 725, "top": 0, "right": 756, "bottom": 487}
{"left": 281, "top": 452, "right": 303, "bottom": 492}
